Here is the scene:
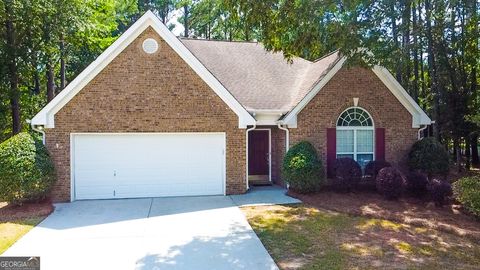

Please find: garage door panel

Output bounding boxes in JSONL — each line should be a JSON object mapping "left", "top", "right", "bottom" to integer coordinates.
{"left": 73, "top": 133, "right": 225, "bottom": 200}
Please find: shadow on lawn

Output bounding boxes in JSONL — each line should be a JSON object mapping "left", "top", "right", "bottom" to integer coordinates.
{"left": 290, "top": 190, "right": 480, "bottom": 241}
{"left": 243, "top": 204, "right": 480, "bottom": 270}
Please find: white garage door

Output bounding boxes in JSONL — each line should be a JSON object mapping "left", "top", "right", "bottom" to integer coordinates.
{"left": 72, "top": 133, "right": 225, "bottom": 200}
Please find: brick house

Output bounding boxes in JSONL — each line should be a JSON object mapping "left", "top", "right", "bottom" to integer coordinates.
{"left": 31, "top": 11, "right": 431, "bottom": 202}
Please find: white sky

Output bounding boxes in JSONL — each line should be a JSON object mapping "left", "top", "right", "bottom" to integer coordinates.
{"left": 169, "top": 9, "right": 185, "bottom": 36}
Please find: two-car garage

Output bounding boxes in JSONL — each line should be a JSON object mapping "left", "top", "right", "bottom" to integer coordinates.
{"left": 71, "top": 133, "right": 226, "bottom": 200}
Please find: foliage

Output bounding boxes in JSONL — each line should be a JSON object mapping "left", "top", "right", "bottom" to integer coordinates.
{"left": 333, "top": 158, "right": 362, "bottom": 192}
{"left": 428, "top": 178, "right": 452, "bottom": 207}
{"left": 408, "top": 137, "right": 450, "bottom": 175}
{"left": 453, "top": 176, "right": 480, "bottom": 217}
{"left": 376, "top": 167, "right": 404, "bottom": 200}
{"left": 405, "top": 171, "right": 429, "bottom": 198}
{"left": 282, "top": 141, "right": 325, "bottom": 193}
{"left": 364, "top": 160, "right": 391, "bottom": 180}
{"left": 225, "top": 0, "right": 480, "bottom": 170}
{"left": 0, "top": 133, "right": 55, "bottom": 204}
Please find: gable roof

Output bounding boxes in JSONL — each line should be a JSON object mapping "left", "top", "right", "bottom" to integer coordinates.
{"left": 281, "top": 56, "right": 432, "bottom": 128}
{"left": 181, "top": 39, "right": 431, "bottom": 128}
{"left": 31, "top": 11, "right": 431, "bottom": 129}
{"left": 31, "top": 11, "right": 256, "bottom": 128}
{"left": 181, "top": 39, "right": 342, "bottom": 112}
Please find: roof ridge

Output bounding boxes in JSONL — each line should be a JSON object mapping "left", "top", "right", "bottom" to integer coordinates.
{"left": 312, "top": 49, "right": 340, "bottom": 63}
{"left": 180, "top": 37, "right": 259, "bottom": 44}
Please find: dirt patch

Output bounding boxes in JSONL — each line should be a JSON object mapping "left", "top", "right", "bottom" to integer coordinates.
{"left": 0, "top": 200, "right": 54, "bottom": 222}
{"left": 289, "top": 190, "right": 480, "bottom": 242}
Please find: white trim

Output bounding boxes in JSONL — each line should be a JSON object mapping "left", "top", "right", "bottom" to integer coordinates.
{"left": 337, "top": 106, "right": 375, "bottom": 127}
{"left": 282, "top": 57, "right": 432, "bottom": 128}
{"left": 283, "top": 57, "right": 347, "bottom": 127}
{"left": 245, "top": 125, "right": 256, "bottom": 191}
{"left": 247, "top": 128, "right": 272, "bottom": 183}
{"left": 372, "top": 66, "right": 431, "bottom": 127}
{"left": 70, "top": 132, "right": 227, "bottom": 201}
{"left": 31, "top": 11, "right": 255, "bottom": 129}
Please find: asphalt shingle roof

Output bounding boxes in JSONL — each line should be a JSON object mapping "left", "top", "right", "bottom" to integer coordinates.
{"left": 181, "top": 38, "right": 341, "bottom": 112}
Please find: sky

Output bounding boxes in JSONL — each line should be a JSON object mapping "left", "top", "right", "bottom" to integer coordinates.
{"left": 169, "top": 9, "right": 185, "bottom": 36}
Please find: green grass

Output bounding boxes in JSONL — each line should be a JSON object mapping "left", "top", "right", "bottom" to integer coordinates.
{"left": 0, "top": 217, "right": 44, "bottom": 254}
{"left": 242, "top": 204, "right": 480, "bottom": 270}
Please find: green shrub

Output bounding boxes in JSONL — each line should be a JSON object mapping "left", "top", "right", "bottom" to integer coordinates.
{"left": 0, "top": 133, "right": 55, "bottom": 204}
{"left": 428, "top": 178, "right": 452, "bottom": 207}
{"left": 453, "top": 176, "right": 480, "bottom": 217}
{"left": 405, "top": 171, "right": 429, "bottom": 198}
{"left": 408, "top": 137, "right": 449, "bottom": 175}
{"left": 376, "top": 167, "right": 404, "bottom": 200}
{"left": 364, "top": 160, "right": 391, "bottom": 180}
{"left": 333, "top": 158, "right": 362, "bottom": 192}
{"left": 282, "top": 141, "right": 325, "bottom": 193}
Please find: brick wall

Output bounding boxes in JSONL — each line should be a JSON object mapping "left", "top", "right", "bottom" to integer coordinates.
{"left": 288, "top": 67, "right": 418, "bottom": 175}
{"left": 45, "top": 27, "right": 246, "bottom": 201}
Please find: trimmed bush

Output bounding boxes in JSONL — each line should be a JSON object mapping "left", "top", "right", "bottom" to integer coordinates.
{"left": 428, "top": 178, "right": 452, "bottom": 207}
{"left": 282, "top": 141, "right": 325, "bottom": 193}
{"left": 364, "top": 160, "right": 391, "bottom": 179}
{"left": 333, "top": 158, "right": 362, "bottom": 192}
{"left": 453, "top": 176, "right": 480, "bottom": 217}
{"left": 376, "top": 167, "right": 404, "bottom": 199}
{"left": 408, "top": 137, "right": 449, "bottom": 175}
{"left": 0, "top": 133, "right": 55, "bottom": 204}
{"left": 405, "top": 171, "right": 429, "bottom": 197}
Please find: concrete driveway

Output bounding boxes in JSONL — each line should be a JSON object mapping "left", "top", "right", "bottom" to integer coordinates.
{"left": 4, "top": 195, "right": 283, "bottom": 270}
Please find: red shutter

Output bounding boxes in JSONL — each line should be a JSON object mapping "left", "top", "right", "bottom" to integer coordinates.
{"left": 327, "top": 128, "right": 336, "bottom": 178}
{"left": 375, "top": 128, "right": 386, "bottom": 161}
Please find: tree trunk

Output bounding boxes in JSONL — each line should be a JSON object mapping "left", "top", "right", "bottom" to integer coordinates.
{"left": 4, "top": 0, "right": 21, "bottom": 134}
{"left": 401, "top": 0, "right": 411, "bottom": 91}
{"left": 390, "top": 1, "right": 401, "bottom": 83}
{"left": 425, "top": 0, "right": 440, "bottom": 140}
{"left": 412, "top": 1, "right": 419, "bottom": 102}
{"left": 472, "top": 134, "right": 479, "bottom": 166}
{"left": 46, "top": 59, "right": 55, "bottom": 102}
{"left": 183, "top": 5, "right": 189, "bottom": 37}
{"left": 60, "top": 38, "right": 66, "bottom": 90}
{"left": 466, "top": 137, "right": 471, "bottom": 170}
{"left": 454, "top": 139, "right": 462, "bottom": 172}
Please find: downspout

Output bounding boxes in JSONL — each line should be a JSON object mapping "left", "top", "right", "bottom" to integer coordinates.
{"left": 27, "top": 119, "right": 45, "bottom": 145}
{"left": 245, "top": 124, "right": 257, "bottom": 191}
{"left": 277, "top": 122, "right": 290, "bottom": 190}
{"left": 418, "top": 121, "right": 434, "bottom": 140}
{"left": 277, "top": 123, "right": 289, "bottom": 151}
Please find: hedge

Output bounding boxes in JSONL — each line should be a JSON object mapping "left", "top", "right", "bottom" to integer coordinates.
{"left": 0, "top": 133, "right": 55, "bottom": 204}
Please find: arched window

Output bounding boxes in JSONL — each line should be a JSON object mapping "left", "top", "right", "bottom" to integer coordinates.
{"left": 336, "top": 107, "right": 374, "bottom": 168}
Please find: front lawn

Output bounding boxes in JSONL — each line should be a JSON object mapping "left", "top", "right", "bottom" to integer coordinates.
{"left": 0, "top": 217, "right": 44, "bottom": 254}
{"left": 242, "top": 204, "right": 480, "bottom": 270}
{"left": 0, "top": 201, "right": 53, "bottom": 254}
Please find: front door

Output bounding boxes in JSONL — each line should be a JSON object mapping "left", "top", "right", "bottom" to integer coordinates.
{"left": 248, "top": 130, "right": 270, "bottom": 181}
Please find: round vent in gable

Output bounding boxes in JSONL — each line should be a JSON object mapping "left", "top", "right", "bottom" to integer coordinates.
{"left": 142, "top": 38, "right": 158, "bottom": 54}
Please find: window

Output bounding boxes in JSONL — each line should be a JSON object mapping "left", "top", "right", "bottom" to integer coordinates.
{"left": 336, "top": 107, "right": 374, "bottom": 168}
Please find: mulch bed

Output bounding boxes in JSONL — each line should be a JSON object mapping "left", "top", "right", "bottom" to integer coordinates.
{"left": 0, "top": 199, "right": 54, "bottom": 222}
{"left": 289, "top": 189, "right": 480, "bottom": 242}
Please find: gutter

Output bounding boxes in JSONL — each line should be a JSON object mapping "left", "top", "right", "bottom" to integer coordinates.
{"left": 418, "top": 120, "right": 434, "bottom": 140}
{"left": 27, "top": 119, "right": 45, "bottom": 145}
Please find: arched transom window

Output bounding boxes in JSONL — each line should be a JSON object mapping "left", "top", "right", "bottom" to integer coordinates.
{"left": 336, "top": 107, "right": 374, "bottom": 168}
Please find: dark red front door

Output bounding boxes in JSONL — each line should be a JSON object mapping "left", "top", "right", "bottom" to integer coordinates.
{"left": 248, "top": 130, "right": 269, "bottom": 175}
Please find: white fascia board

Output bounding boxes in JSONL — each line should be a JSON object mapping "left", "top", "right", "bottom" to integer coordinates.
{"left": 282, "top": 57, "right": 347, "bottom": 127}
{"left": 372, "top": 66, "right": 432, "bottom": 128}
{"left": 31, "top": 11, "right": 255, "bottom": 128}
